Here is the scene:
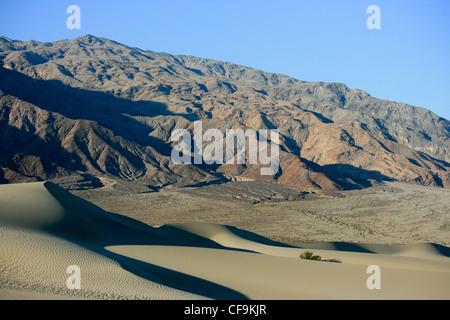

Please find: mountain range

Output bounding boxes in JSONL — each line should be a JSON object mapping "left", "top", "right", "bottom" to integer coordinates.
{"left": 0, "top": 34, "right": 449, "bottom": 190}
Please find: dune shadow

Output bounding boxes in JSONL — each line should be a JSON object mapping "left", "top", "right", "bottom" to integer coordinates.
{"left": 0, "top": 168, "right": 6, "bottom": 183}
{"left": 156, "top": 224, "right": 298, "bottom": 254}
{"left": 97, "top": 248, "right": 249, "bottom": 300}
{"left": 44, "top": 181, "right": 265, "bottom": 253}
{"left": 40, "top": 181, "right": 260, "bottom": 299}
{"left": 297, "top": 241, "right": 376, "bottom": 254}
{"left": 328, "top": 242, "right": 375, "bottom": 254}
{"left": 223, "top": 225, "right": 298, "bottom": 248}
{"left": 430, "top": 243, "right": 450, "bottom": 258}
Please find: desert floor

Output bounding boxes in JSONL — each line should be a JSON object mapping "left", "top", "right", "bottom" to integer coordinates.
{"left": 72, "top": 178, "right": 450, "bottom": 245}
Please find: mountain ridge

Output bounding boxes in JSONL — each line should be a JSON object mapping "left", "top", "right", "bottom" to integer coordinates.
{"left": 0, "top": 34, "right": 449, "bottom": 190}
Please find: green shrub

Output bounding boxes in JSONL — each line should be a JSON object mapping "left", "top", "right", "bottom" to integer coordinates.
{"left": 299, "top": 251, "right": 322, "bottom": 261}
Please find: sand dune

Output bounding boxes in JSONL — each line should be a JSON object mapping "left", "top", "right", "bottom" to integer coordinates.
{"left": 1, "top": 182, "right": 449, "bottom": 299}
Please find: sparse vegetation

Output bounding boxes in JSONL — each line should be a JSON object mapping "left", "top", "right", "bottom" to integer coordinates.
{"left": 299, "top": 251, "right": 322, "bottom": 261}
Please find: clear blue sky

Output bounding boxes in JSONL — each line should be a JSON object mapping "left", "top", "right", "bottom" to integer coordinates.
{"left": 1, "top": 0, "right": 449, "bottom": 120}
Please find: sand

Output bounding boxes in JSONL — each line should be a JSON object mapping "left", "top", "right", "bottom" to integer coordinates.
{"left": 1, "top": 181, "right": 449, "bottom": 300}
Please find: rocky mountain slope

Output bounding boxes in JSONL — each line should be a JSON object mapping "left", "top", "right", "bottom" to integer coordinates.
{"left": 0, "top": 34, "right": 449, "bottom": 189}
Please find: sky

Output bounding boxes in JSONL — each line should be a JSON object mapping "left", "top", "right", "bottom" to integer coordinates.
{"left": 0, "top": 0, "right": 449, "bottom": 120}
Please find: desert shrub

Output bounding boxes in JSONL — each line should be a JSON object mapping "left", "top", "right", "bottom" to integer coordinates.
{"left": 299, "top": 251, "right": 322, "bottom": 261}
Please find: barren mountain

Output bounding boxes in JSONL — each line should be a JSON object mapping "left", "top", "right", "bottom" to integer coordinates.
{"left": 0, "top": 34, "right": 449, "bottom": 190}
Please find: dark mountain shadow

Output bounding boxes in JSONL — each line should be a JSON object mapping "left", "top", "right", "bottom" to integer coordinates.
{"left": 415, "top": 151, "right": 450, "bottom": 170}
{"left": 0, "top": 67, "right": 195, "bottom": 157}
{"left": 300, "top": 157, "right": 393, "bottom": 190}
{"left": 373, "top": 118, "right": 398, "bottom": 143}
{"left": 281, "top": 136, "right": 302, "bottom": 156}
{"left": 181, "top": 177, "right": 230, "bottom": 189}
{"left": 321, "top": 163, "right": 394, "bottom": 188}
{"left": 0, "top": 122, "right": 87, "bottom": 182}
{"left": 302, "top": 108, "right": 334, "bottom": 124}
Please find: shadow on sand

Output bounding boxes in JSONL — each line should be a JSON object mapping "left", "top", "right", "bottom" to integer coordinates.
{"left": 43, "top": 181, "right": 254, "bottom": 299}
